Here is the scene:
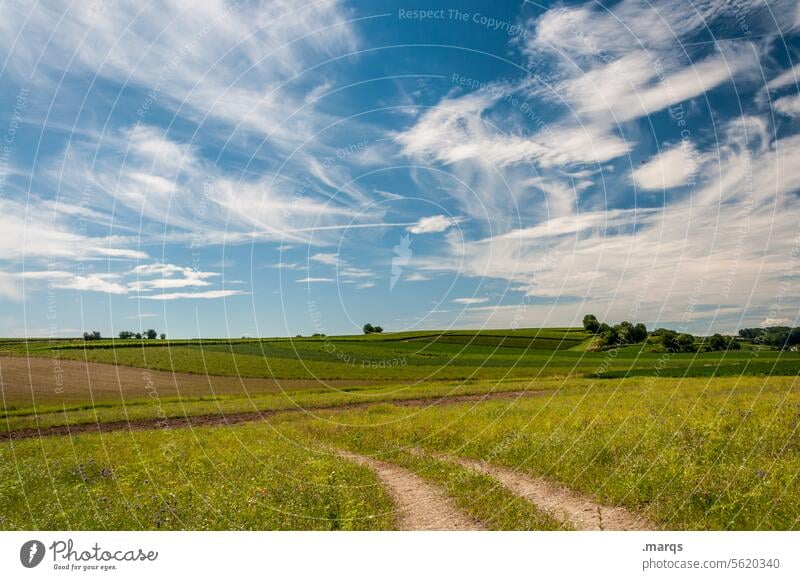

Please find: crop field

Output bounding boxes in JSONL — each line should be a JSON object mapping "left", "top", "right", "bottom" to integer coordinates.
{"left": 2, "top": 327, "right": 800, "bottom": 531}
{"left": 5, "top": 328, "right": 800, "bottom": 384}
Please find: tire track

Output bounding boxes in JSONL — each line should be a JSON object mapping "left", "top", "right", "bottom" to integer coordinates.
{"left": 339, "top": 451, "right": 485, "bottom": 531}
{"left": 435, "top": 453, "right": 654, "bottom": 530}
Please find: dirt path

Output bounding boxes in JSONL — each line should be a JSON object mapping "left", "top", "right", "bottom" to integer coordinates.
{"left": 340, "top": 451, "right": 485, "bottom": 531}
{"left": 1, "top": 388, "right": 548, "bottom": 441}
{"left": 439, "top": 454, "right": 653, "bottom": 530}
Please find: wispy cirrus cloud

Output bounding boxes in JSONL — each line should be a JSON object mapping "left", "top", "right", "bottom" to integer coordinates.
{"left": 0, "top": 0, "right": 359, "bottom": 144}
{"left": 135, "top": 290, "right": 247, "bottom": 301}
{"left": 453, "top": 297, "right": 489, "bottom": 305}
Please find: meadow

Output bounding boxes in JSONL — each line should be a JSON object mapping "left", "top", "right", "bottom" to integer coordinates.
{"left": 2, "top": 327, "right": 799, "bottom": 530}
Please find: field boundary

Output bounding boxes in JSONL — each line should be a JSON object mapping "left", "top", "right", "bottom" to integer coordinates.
{"left": 2, "top": 388, "right": 550, "bottom": 441}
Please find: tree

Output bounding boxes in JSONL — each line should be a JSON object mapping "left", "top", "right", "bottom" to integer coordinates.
{"left": 738, "top": 328, "right": 762, "bottom": 340}
{"left": 708, "top": 334, "right": 727, "bottom": 351}
{"left": 135, "top": 332, "right": 142, "bottom": 339}
{"left": 676, "top": 333, "right": 696, "bottom": 353}
{"left": 582, "top": 314, "right": 600, "bottom": 334}
{"left": 597, "top": 323, "right": 618, "bottom": 347}
{"left": 160, "top": 333, "right": 166, "bottom": 340}
{"left": 373, "top": 326, "right": 384, "bottom": 334}
{"left": 632, "top": 323, "right": 648, "bottom": 343}
{"left": 615, "top": 321, "right": 634, "bottom": 343}
{"left": 657, "top": 329, "right": 680, "bottom": 352}
{"left": 362, "top": 323, "right": 375, "bottom": 334}
{"left": 119, "top": 330, "right": 134, "bottom": 339}
{"left": 146, "top": 329, "right": 158, "bottom": 340}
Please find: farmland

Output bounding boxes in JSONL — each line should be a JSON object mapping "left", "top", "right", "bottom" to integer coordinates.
{"left": 2, "top": 327, "right": 800, "bottom": 530}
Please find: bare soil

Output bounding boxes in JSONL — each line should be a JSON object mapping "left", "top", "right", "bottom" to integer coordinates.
{"left": 339, "top": 451, "right": 485, "bottom": 530}
{"left": 0, "top": 356, "right": 400, "bottom": 407}
{"left": 1, "top": 388, "right": 548, "bottom": 441}
{"left": 444, "top": 455, "right": 654, "bottom": 531}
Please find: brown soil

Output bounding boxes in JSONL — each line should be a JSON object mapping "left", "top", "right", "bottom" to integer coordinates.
{"left": 0, "top": 356, "right": 402, "bottom": 407}
{"left": 442, "top": 454, "right": 654, "bottom": 531}
{"left": 339, "top": 451, "right": 485, "bottom": 530}
{"left": 1, "top": 388, "right": 548, "bottom": 441}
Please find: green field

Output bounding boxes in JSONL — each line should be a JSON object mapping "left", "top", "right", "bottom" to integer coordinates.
{"left": 2, "top": 327, "right": 799, "bottom": 530}
{"left": 6, "top": 328, "right": 800, "bottom": 382}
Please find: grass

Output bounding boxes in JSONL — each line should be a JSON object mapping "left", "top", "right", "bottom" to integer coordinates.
{"left": 3, "top": 327, "right": 800, "bottom": 530}
{"left": 0, "top": 376, "right": 559, "bottom": 431}
{"left": 0, "top": 423, "right": 393, "bottom": 530}
{"left": 297, "top": 376, "right": 800, "bottom": 530}
{"left": 5, "top": 375, "right": 798, "bottom": 529}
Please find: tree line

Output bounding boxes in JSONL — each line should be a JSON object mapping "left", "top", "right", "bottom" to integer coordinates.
{"left": 81, "top": 330, "right": 167, "bottom": 340}
{"left": 582, "top": 315, "right": 739, "bottom": 352}
{"left": 738, "top": 326, "right": 800, "bottom": 350}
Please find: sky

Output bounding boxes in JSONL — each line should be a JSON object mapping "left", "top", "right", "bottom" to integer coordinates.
{"left": 1, "top": 0, "right": 799, "bottom": 338}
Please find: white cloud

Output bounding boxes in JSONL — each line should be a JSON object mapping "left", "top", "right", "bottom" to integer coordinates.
{"left": 553, "top": 45, "right": 758, "bottom": 124}
{"left": 492, "top": 208, "right": 657, "bottom": 242}
{"left": 453, "top": 297, "right": 489, "bottom": 305}
{"left": 296, "top": 277, "right": 335, "bottom": 283}
{"left": 632, "top": 142, "right": 703, "bottom": 190}
{"left": 408, "top": 215, "right": 455, "bottom": 234}
{"left": 774, "top": 93, "right": 800, "bottom": 118}
{"left": 0, "top": 197, "right": 147, "bottom": 262}
{"left": 761, "top": 317, "right": 795, "bottom": 326}
{"left": 57, "top": 275, "right": 128, "bottom": 295}
{"left": 131, "top": 263, "right": 186, "bottom": 277}
{"left": 311, "top": 253, "right": 339, "bottom": 266}
{"left": 395, "top": 86, "right": 631, "bottom": 170}
{"left": 18, "top": 271, "right": 74, "bottom": 280}
{"left": 11, "top": 260, "right": 239, "bottom": 301}
{"left": 0, "top": 1, "right": 358, "bottom": 144}
{"left": 135, "top": 290, "right": 247, "bottom": 301}
{"left": 340, "top": 267, "right": 372, "bottom": 279}
{"left": 528, "top": 0, "right": 793, "bottom": 61}
{"left": 422, "top": 124, "right": 800, "bottom": 330}
{"left": 128, "top": 264, "right": 218, "bottom": 291}
{"left": 55, "top": 124, "right": 365, "bottom": 248}
{"left": 767, "top": 64, "right": 800, "bottom": 91}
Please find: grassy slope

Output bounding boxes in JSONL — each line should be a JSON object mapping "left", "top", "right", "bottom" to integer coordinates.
{"left": 298, "top": 375, "right": 800, "bottom": 530}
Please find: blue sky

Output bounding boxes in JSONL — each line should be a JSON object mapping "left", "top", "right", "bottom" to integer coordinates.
{"left": 1, "top": 0, "right": 799, "bottom": 338}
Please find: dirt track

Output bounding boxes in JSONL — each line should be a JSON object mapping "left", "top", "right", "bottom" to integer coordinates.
{"left": 340, "top": 451, "right": 485, "bottom": 530}
{"left": 444, "top": 455, "right": 654, "bottom": 530}
{"left": 1, "top": 389, "right": 547, "bottom": 441}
